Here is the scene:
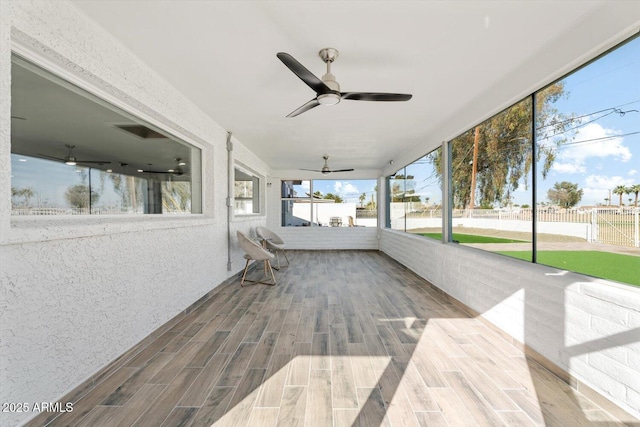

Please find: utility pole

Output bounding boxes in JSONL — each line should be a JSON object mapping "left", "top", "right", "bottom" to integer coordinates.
{"left": 468, "top": 126, "right": 480, "bottom": 212}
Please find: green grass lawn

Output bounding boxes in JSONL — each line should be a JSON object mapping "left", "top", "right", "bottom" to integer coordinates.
{"left": 497, "top": 250, "right": 640, "bottom": 287}
{"left": 420, "top": 233, "right": 528, "bottom": 244}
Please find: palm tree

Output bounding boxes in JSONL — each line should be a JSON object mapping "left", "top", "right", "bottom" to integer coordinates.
{"left": 630, "top": 184, "right": 640, "bottom": 207}
{"left": 612, "top": 185, "right": 627, "bottom": 206}
{"left": 359, "top": 193, "right": 366, "bottom": 208}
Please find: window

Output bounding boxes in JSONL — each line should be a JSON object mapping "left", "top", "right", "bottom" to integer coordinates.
{"left": 449, "top": 98, "right": 533, "bottom": 259}
{"left": 312, "top": 179, "right": 377, "bottom": 227}
{"left": 10, "top": 55, "right": 201, "bottom": 216}
{"left": 387, "top": 35, "right": 639, "bottom": 286}
{"left": 281, "top": 180, "right": 311, "bottom": 226}
{"left": 533, "top": 35, "right": 640, "bottom": 286}
{"left": 387, "top": 148, "right": 442, "bottom": 238}
{"left": 234, "top": 166, "right": 260, "bottom": 215}
{"left": 281, "top": 179, "right": 377, "bottom": 227}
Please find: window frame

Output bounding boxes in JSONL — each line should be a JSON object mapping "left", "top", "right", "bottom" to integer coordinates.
{"left": 233, "top": 163, "right": 263, "bottom": 217}
{"left": 4, "top": 45, "right": 208, "bottom": 245}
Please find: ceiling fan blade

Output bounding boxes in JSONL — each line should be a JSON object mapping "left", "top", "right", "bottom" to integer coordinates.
{"left": 287, "top": 98, "right": 321, "bottom": 118}
{"left": 140, "top": 170, "right": 170, "bottom": 174}
{"left": 299, "top": 168, "right": 323, "bottom": 172}
{"left": 37, "top": 154, "right": 65, "bottom": 162}
{"left": 77, "top": 160, "right": 111, "bottom": 164}
{"left": 329, "top": 168, "right": 355, "bottom": 173}
{"left": 277, "top": 52, "right": 331, "bottom": 95}
{"left": 340, "top": 92, "right": 412, "bottom": 102}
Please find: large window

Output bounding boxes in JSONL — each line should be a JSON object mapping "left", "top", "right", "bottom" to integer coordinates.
{"left": 386, "top": 35, "right": 639, "bottom": 287}
{"left": 10, "top": 55, "right": 201, "bottom": 216}
{"left": 281, "top": 179, "right": 377, "bottom": 227}
{"left": 387, "top": 148, "right": 442, "bottom": 238}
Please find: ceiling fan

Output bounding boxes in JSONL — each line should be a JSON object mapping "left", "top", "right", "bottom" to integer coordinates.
{"left": 300, "top": 156, "right": 354, "bottom": 175}
{"left": 139, "top": 158, "right": 186, "bottom": 176}
{"left": 277, "top": 48, "right": 412, "bottom": 117}
{"left": 39, "top": 144, "right": 110, "bottom": 166}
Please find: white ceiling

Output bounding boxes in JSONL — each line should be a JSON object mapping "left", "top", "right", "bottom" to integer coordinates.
{"left": 70, "top": 0, "right": 608, "bottom": 173}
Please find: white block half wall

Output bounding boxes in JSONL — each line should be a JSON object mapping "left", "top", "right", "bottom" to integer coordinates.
{"left": 380, "top": 229, "right": 640, "bottom": 420}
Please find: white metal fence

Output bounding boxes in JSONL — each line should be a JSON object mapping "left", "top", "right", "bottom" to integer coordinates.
{"left": 390, "top": 205, "right": 640, "bottom": 248}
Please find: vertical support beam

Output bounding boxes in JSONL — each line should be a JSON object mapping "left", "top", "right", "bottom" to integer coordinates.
{"left": 227, "top": 132, "right": 233, "bottom": 271}
{"left": 88, "top": 167, "right": 92, "bottom": 214}
{"left": 468, "top": 126, "right": 480, "bottom": 211}
{"left": 443, "top": 140, "right": 452, "bottom": 243}
{"left": 381, "top": 176, "right": 389, "bottom": 230}
{"left": 531, "top": 94, "right": 537, "bottom": 263}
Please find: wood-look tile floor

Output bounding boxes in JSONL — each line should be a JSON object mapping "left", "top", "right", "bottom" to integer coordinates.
{"left": 34, "top": 251, "right": 632, "bottom": 427}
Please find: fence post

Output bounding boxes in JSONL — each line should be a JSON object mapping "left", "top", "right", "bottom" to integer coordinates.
{"left": 591, "top": 208, "right": 597, "bottom": 243}
{"left": 635, "top": 208, "right": 639, "bottom": 247}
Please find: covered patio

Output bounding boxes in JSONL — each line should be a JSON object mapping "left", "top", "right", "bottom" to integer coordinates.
{"left": 2, "top": 2, "right": 639, "bottom": 426}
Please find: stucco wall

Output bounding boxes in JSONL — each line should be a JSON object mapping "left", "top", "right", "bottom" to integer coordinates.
{"left": 380, "top": 229, "right": 640, "bottom": 419}
{"left": 0, "top": 2, "right": 269, "bottom": 426}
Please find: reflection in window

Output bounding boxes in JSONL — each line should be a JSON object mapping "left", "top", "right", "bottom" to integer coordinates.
{"left": 10, "top": 55, "right": 201, "bottom": 216}
{"left": 533, "top": 35, "right": 640, "bottom": 286}
{"left": 281, "top": 179, "right": 377, "bottom": 227}
{"left": 387, "top": 148, "right": 442, "bottom": 238}
{"left": 234, "top": 167, "right": 260, "bottom": 215}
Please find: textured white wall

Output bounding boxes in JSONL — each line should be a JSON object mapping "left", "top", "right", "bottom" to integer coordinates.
{"left": 380, "top": 229, "right": 640, "bottom": 419}
{"left": 0, "top": 2, "right": 269, "bottom": 426}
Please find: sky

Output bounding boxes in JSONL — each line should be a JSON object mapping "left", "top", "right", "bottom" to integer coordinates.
{"left": 535, "top": 35, "right": 639, "bottom": 207}
{"left": 299, "top": 179, "right": 378, "bottom": 206}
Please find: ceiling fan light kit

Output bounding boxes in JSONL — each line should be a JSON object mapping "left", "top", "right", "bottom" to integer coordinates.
{"left": 277, "top": 47, "right": 412, "bottom": 117}
{"left": 39, "top": 144, "right": 110, "bottom": 166}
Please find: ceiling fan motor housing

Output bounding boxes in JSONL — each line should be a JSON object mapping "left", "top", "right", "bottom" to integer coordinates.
{"left": 318, "top": 48, "right": 341, "bottom": 105}
{"left": 317, "top": 90, "right": 340, "bottom": 105}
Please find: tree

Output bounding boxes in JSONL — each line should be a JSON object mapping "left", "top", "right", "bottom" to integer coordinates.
{"left": 163, "top": 181, "right": 191, "bottom": 212}
{"left": 359, "top": 193, "right": 366, "bottom": 207}
{"left": 11, "top": 186, "right": 35, "bottom": 208}
{"left": 323, "top": 193, "right": 343, "bottom": 203}
{"left": 612, "top": 185, "right": 627, "bottom": 206}
{"left": 65, "top": 184, "right": 99, "bottom": 209}
{"left": 547, "top": 181, "right": 583, "bottom": 208}
{"left": 429, "top": 82, "right": 572, "bottom": 208}
{"left": 630, "top": 184, "right": 640, "bottom": 207}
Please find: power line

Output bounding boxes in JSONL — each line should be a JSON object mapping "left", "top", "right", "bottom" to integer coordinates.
{"left": 558, "top": 130, "right": 640, "bottom": 147}
{"left": 536, "top": 99, "right": 640, "bottom": 130}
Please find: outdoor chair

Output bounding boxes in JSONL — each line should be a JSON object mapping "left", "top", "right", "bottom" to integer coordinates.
{"left": 237, "top": 230, "right": 276, "bottom": 286}
{"left": 255, "top": 226, "right": 290, "bottom": 269}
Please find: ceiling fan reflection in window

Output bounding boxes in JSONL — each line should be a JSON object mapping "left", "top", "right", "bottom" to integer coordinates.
{"left": 139, "top": 158, "right": 186, "bottom": 176}
{"left": 39, "top": 144, "right": 111, "bottom": 166}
